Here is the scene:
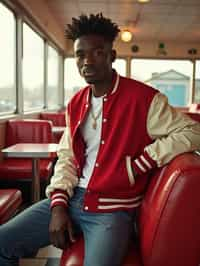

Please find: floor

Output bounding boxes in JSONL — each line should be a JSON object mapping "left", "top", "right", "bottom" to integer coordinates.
{"left": 20, "top": 245, "right": 62, "bottom": 266}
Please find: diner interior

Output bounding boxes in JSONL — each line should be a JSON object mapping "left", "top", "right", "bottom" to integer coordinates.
{"left": 0, "top": 0, "right": 200, "bottom": 265}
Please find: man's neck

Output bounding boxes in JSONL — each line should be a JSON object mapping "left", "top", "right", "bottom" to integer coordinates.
{"left": 91, "top": 74, "right": 113, "bottom": 97}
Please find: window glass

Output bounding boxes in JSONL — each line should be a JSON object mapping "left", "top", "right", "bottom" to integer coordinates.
{"left": 113, "top": 58, "right": 126, "bottom": 77}
{"left": 131, "top": 59, "right": 193, "bottom": 107}
{"left": 195, "top": 60, "right": 200, "bottom": 103}
{"left": 0, "top": 3, "right": 16, "bottom": 113}
{"left": 47, "top": 45, "right": 59, "bottom": 109}
{"left": 64, "top": 58, "right": 87, "bottom": 104}
{"left": 23, "top": 23, "right": 44, "bottom": 110}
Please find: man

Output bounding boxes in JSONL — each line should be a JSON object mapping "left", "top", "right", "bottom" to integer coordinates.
{"left": 0, "top": 13, "right": 200, "bottom": 266}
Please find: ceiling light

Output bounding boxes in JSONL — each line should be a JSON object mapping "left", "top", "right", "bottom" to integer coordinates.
{"left": 138, "top": 0, "right": 151, "bottom": 3}
{"left": 121, "top": 30, "right": 133, "bottom": 42}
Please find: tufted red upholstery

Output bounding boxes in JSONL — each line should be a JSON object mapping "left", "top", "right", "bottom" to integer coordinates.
{"left": 0, "top": 119, "right": 54, "bottom": 181}
{"left": 5, "top": 119, "right": 53, "bottom": 146}
{"left": 40, "top": 112, "right": 66, "bottom": 142}
{"left": 40, "top": 112, "right": 66, "bottom": 127}
{"left": 60, "top": 153, "right": 200, "bottom": 266}
{"left": 0, "top": 189, "right": 22, "bottom": 224}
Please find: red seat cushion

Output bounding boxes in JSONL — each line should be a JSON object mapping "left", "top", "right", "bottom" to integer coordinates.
{"left": 60, "top": 236, "right": 142, "bottom": 266}
{"left": 6, "top": 119, "right": 54, "bottom": 147}
{"left": 185, "top": 112, "right": 200, "bottom": 122}
{"left": 0, "top": 189, "right": 22, "bottom": 224}
{"left": 40, "top": 113, "right": 66, "bottom": 127}
{"left": 0, "top": 158, "right": 53, "bottom": 180}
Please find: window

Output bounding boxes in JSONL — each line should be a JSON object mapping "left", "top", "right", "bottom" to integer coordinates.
{"left": 131, "top": 59, "right": 193, "bottom": 107}
{"left": 113, "top": 58, "right": 126, "bottom": 77}
{"left": 64, "top": 58, "right": 87, "bottom": 104}
{"left": 194, "top": 60, "right": 200, "bottom": 103}
{"left": 0, "top": 3, "right": 16, "bottom": 113}
{"left": 23, "top": 23, "right": 44, "bottom": 110}
{"left": 47, "top": 45, "right": 59, "bottom": 109}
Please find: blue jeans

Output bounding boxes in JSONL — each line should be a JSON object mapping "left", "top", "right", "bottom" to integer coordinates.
{"left": 0, "top": 188, "right": 135, "bottom": 266}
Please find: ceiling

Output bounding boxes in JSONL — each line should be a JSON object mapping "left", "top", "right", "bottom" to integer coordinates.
{"left": 46, "top": 0, "right": 200, "bottom": 43}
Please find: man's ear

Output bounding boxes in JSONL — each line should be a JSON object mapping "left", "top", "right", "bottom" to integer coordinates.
{"left": 111, "top": 49, "right": 116, "bottom": 62}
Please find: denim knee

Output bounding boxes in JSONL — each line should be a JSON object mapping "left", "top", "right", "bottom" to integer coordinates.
{"left": 0, "top": 225, "right": 19, "bottom": 265}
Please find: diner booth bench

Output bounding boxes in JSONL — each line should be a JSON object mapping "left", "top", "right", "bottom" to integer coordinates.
{"left": 60, "top": 152, "right": 200, "bottom": 266}
{"left": 0, "top": 119, "right": 55, "bottom": 201}
{"left": 186, "top": 112, "right": 200, "bottom": 123}
{"left": 40, "top": 112, "right": 66, "bottom": 143}
{"left": 0, "top": 189, "right": 22, "bottom": 224}
{"left": 40, "top": 112, "right": 66, "bottom": 127}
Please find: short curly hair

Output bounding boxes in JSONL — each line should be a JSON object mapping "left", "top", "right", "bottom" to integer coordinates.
{"left": 65, "top": 13, "right": 120, "bottom": 43}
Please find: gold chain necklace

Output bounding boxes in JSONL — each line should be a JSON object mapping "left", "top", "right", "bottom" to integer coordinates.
{"left": 90, "top": 106, "right": 102, "bottom": 130}
{"left": 88, "top": 74, "right": 120, "bottom": 130}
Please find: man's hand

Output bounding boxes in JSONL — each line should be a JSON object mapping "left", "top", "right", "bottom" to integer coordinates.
{"left": 49, "top": 205, "right": 75, "bottom": 249}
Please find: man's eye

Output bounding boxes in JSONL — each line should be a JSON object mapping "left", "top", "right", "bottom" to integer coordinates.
{"left": 95, "top": 49, "right": 104, "bottom": 56}
{"left": 76, "top": 53, "right": 84, "bottom": 59}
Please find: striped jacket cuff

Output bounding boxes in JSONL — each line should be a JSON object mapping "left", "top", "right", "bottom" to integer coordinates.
{"left": 132, "top": 150, "right": 157, "bottom": 175}
{"left": 50, "top": 189, "right": 68, "bottom": 209}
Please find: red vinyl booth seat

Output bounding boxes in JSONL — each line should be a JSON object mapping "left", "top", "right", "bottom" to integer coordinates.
{"left": 0, "top": 158, "right": 52, "bottom": 180}
{"left": 5, "top": 119, "right": 53, "bottom": 146}
{"left": 0, "top": 189, "right": 22, "bottom": 224}
{"left": 60, "top": 153, "right": 200, "bottom": 266}
{"left": 40, "top": 112, "right": 66, "bottom": 127}
{"left": 0, "top": 119, "right": 54, "bottom": 181}
{"left": 185, "top": 112, "right": 200, "bottom": 123}
{"left": 40, "top": 112, "right": 66, "bottom": 143}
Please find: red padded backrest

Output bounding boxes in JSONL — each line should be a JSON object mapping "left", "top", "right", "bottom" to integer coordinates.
{"left": 0, "top": 189, "right": 22, "bottom": 224}
{"left": 139, "top": 153, "right": 200, "bottom": 266}
{"left": 40, "top": 112, "right": 66, "bottom": 126}
{"left": 6, "top": 119, "right": 54, "bottom": 146}
{"left": 185, "top": 112, "right": 200, "bottom": 123}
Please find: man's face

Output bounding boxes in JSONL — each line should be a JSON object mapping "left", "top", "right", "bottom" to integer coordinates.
{"left": 74, "top": 34, "right": 114, "bottom": 84}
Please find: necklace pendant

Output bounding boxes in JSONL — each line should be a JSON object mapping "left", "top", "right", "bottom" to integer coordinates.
{"left": 92, "top": 121, "right": 97, "bottom": 130}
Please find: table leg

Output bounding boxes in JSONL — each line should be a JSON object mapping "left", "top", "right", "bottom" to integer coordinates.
{"left": 32, "top": 158, "right": 40, "bottom": 203}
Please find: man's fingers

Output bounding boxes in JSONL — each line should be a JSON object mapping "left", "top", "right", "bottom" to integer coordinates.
{"left": 50, "top": 231, "right": 68, "bottom": 249}
{"left": 67, "top": 220, "right": 76, "bottom": 243}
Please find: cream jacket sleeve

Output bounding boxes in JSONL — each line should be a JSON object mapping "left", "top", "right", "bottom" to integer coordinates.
{"left": 131, "top": 93, "right": 200, "bottom": 176}
{"left": 46, "top": 118, "right": 79, "bottom": 199}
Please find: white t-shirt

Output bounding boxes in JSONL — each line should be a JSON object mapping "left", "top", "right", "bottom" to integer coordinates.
{"left": 78, "top": 94, "right": 103, "bottom": 188}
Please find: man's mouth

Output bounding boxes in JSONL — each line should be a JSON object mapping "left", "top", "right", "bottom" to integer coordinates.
{"left": 82, "top": 68, "right": 96, "bottom": 77}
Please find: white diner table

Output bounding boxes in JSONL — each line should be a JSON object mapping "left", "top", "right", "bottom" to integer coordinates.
{"left": 2, "top": 143, "right": 58, "bottom": 203}
{"left": 52, "top": 126, "right": 66, "bottom": 134}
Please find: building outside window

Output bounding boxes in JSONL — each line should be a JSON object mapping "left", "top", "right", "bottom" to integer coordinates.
{"left": 194, "top": 60, "right": 200, "bottom": 103}
{"left": 131, "top": 59, "right": 193, "bottom": 107}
